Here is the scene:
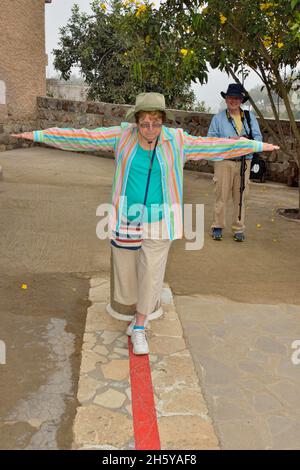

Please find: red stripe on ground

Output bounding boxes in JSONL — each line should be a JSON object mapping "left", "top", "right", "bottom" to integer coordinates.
{"left": 128, "top": 337, "right": 161, "bottom": 450}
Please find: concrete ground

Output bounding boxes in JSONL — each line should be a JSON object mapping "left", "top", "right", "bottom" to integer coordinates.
{"left": 0, "top": 147, "right": 110, "bottom": 449}
{"left": 0, "top": 147, "right": 299, "bottom": 449}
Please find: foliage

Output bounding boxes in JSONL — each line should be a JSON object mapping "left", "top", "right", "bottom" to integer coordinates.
{"left": 161, "top": 0, "right": 300, "bottom": 164}
{"left": 193, "top": 99, "right": 211, "bottom": 113}
{"left": 52, "top": 0, "right": 209, "bottom": 108}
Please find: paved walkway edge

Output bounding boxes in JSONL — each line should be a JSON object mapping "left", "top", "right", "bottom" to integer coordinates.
{"left": 72, "top": 277, "right": 219, "bottom": 450}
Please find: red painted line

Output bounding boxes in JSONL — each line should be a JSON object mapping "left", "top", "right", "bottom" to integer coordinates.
{"left": 128, "top": 337, "right": 161, "bottom": 450}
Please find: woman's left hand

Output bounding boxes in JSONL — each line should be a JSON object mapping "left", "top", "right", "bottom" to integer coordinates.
{"left": 262, "top": 142, "right": 280, "bottom": 152}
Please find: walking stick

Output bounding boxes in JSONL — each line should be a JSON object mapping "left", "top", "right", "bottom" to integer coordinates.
{"left": 238, "top": 156, "right": 247, "bottom": 221}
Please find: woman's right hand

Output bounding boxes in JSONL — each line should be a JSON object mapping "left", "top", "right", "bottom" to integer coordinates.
{"left": 11, "top": 132, "right": 34, "bottom": 140}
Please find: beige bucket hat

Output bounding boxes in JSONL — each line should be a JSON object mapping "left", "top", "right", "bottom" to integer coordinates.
{"left": 125, "top": 92, "right": 175, "bottom": 121}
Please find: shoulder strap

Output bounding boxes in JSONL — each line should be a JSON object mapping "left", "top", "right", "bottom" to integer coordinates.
{"left": 244, "top": 110, "right": 253, "bottom": 140}
{"left": 142, "top": 137, "right": 159, "bottom": 206}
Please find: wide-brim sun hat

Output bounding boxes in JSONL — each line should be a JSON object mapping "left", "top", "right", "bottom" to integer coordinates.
{"left": 221, "top": 83, "right": 249, "bottom": 103}
{"left": 125, "top": 92, "right": 175, "bottom": 121}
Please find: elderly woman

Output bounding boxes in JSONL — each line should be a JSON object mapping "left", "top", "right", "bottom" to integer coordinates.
{"left": 13, "top": 92, "right": 278, "bottom": 355}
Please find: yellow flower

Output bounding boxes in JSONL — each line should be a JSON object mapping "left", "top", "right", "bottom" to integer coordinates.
{"left": 100, "top": 2, "right": 106, "bottom": 11}
{"left": 267, "top": 11, "right": 274, "bottom": 16}
{"left": 190, "top": 49, "right": 194, "bottom": 55}
{"left": 260, "top": 2, "right": 274, "bottom": 10}
{"left": 220, "top": 13, "right": 227, "bottom": 24}
{"left": 277, "top": 42, "right": 284, "bottom": 48}
{"left": 180, "top": 48, "right": 188, "bottom": 56}
{"left": 262, "top": 36, "right": 272, "bottom": 47}
{"left": 256, "top": 224, "right": 262, "bottom": 229}
{"left": 21, "top": 284, "right": 28, "bottom": 289}
{"left": 136, "top": 4, "right": 147, "bottom": 16}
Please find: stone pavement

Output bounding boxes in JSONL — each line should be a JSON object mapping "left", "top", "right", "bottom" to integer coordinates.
{"left": 175, "top": 295, "right": 300, "bottom": 450}
{"left": 72, "top": 278, "right": 219, "bottom": 450}
{"left": 72, "top": 277, "right": 300, "bottom": 450}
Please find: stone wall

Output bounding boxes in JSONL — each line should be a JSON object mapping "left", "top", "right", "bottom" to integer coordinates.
{"left": 36, "top": 96, "right": 299, "bottom": 185}
{"left": 1, "top": 96, "right": 299, "bottom": 185}
{"left": 0, "top": 120, "right": 37, "bottom": 152}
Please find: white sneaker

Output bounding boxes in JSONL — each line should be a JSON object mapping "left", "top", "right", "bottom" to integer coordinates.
{"left": 131, "top": 328, "right": 149, "bottom": 355}
{"left": 126, "top": 316, "right": 149, "bottom": 336}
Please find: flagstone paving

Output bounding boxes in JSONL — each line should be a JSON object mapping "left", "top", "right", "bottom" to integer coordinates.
{"left": 73, "top": 278, "right": 300, "bottom": 450}
{"left": 72, "top": 278, "right": 219, "bottom": 450}
{"left": 175, "top": 295, "right": 300, "bottom": 450}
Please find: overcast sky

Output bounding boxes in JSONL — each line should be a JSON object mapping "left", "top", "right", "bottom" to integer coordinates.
{"left": 45, "top": 0, "right": 262, "bottom": 112}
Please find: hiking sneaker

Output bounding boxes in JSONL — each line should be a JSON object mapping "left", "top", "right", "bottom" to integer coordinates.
{"left": 126, "top": 316, "right": 149, "bottom": 336}
{"left": 212, "top": 228, "right": 223, "bottom": 240}
{"left": 131, "top": 327, "right": 149, "bottom": 355}
{"left": 233, "top": 232, "right": 245, "bottom": 242}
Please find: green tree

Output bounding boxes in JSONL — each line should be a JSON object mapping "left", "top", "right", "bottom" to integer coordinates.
{"left": 52, "top": 0, "right": 206, "bottom": 108}
{"left": 53, "top": 2, "right": 136, "bottom": 104}
{"left": 161, "top": 0, "right": 300, "bottom": 213}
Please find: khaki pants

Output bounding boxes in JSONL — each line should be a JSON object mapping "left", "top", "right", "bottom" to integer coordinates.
{"left": 211, "top": 160, "right": 251, "bottom": 233}
{"left": 112, "top": 239, "right": 172, "bottom": 316}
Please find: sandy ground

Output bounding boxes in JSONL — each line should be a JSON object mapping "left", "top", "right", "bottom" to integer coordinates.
{"left": 167, "top": 171, "right": 300, "bottom": 305}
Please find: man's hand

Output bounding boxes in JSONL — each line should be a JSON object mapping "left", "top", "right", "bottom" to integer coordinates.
{"left": 11, "top": 132, "right": 34, "bottom": 140}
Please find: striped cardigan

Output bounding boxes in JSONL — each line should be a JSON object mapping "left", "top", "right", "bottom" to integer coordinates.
{"left": 33, "top": 123, "right": 263, "bottom": 241}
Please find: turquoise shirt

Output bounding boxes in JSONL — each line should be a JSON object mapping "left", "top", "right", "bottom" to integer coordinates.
{"left": 123, "top": 144, "right": 164, "bottom": 223}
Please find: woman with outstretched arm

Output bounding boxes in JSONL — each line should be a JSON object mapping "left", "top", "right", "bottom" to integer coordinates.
{"left": 12, "top": 93, "right": 279, "bottom": 356}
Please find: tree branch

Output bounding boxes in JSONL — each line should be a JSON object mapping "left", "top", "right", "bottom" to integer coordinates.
{"left": 258, "top": 62, "right": 286, "bottom": 143}
{"left": 258, "top": 41, "right": 300, "bottom": 164}
{"left": 222, "top": 17, "right": 299, "bottom": 164}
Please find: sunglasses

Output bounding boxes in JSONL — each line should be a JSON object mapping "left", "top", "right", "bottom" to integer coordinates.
{"left": 138, "top": 122, "right": 162, "bottom": 129}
